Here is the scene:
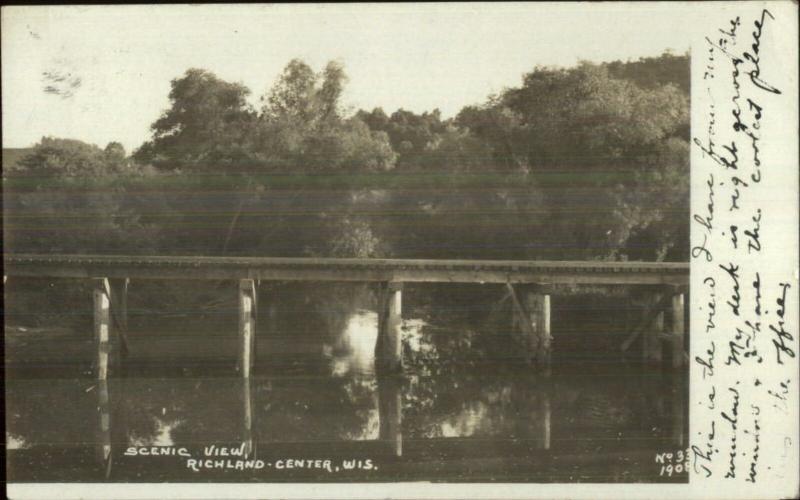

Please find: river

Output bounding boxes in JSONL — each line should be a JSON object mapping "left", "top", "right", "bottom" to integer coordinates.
{"left": 5, "top": 280, "right": 688, "bottom": 483}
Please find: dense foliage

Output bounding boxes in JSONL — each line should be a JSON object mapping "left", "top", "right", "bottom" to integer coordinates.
{"left": 4, "top": 53, "right": 689, "bottom": 263}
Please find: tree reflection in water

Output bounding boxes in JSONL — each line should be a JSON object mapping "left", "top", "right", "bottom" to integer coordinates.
{"left": 5, "top": 284, "right": 686, "bottom": 482}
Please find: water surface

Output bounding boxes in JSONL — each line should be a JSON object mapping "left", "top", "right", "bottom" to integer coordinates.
{"left": 5, "top": 281, "right": 688, "bottom": 483}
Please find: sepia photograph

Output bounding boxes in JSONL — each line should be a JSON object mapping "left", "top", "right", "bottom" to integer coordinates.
{"left": 2, "top": 3, "right": 797, "bottom": 499}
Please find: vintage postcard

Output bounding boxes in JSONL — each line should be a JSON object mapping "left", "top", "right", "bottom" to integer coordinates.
{"left": 2, "top": 2, "right": 797, "bottom": 499}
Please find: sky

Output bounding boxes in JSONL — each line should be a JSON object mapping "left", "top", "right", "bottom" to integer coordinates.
{"left": 2, "top": 3, "right": 704, "bottom": 152}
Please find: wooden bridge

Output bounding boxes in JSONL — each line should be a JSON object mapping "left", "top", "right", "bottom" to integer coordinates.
{"left": 3, "top": 253, "right": 689, "bottom": 380}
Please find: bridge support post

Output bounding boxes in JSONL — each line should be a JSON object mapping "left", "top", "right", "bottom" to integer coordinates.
{"left": 671, "top": 292, "right": 685, "bottom": 369}
{"left": 238, "top": 279, "right": 257, "bottom": 377}
{"left": 542, "top": 389, "right": 552, "bottom": 450}
{"left": 242, "top": 377, "right": 255, "bottom": 459}
{"left": 643, "top": 292, "right": 664, "bottom": 365}
{"left": 524, "top": 292, "right": 552, "bottom": 374}
{"left": 109, "top": 278, "right": 129, "bottom": 330}
{"left": 93, "top": 278, "right": 112, "bottom": 380}
{"left": 109, "top": 278, "right": 130, "bottom": 359}
{"left": 378, "top": 374, "right": 403, "bottom": 457}
{"left": 95, "top": 379, "right": 113, "bottom": 478}
{"left": 376, "top": 282, "right": 403, "bottom": 373}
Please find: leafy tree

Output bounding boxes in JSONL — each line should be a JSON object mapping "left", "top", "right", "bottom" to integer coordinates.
{"left": 104, "top": 142, "right": 127, "bottom": 161}
{"left": 455, "top": 104, "right": 528, "bottom": 171}
{"left": 3, "top": 138, "right": 163, "bottom": 332}
{"left": 134, "top": 68, "right": 257, "bottom": 170}
{"left": 262, "top": 59, "right": 346, "bottom": 128}
{"left": 356, "top": 107, "right": 390, "bottom": 131}
{"left": 254, "top": 60, "right": 395, "bottom": 173}
{"left": 605, "top": 51, "right": 690, "bottom": 94}
{"left": 452, "top": 59, "right": 689, "bottom": 260}
{"left": 499, "top": 62, "right": 688, "bottom": 170}
{"left": 8, "top": 137, "right": 130, "bottom": 178}
{"left": 356, "top": 108, "right": 449, "bottom": 169}
{"left": 326, "top": 217, "right": 384, "bottom": 258}
{"left": 299, "top": 118, "right": 396, "bottom": 172}
{"left": 4, "top": 137, "right": 161, "bottom": 255}
{"left": 195, "top": 60, "right": 397, "bottom": 257}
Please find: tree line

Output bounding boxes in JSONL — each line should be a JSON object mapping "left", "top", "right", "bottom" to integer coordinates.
{"left": 4, "top": 52, "right": 689, "bottom": 263}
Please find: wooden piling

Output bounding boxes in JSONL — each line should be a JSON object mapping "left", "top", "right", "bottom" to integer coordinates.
{"left": 378, "top": 374, "right": 402, "bottom": 457}
{"left": 512, "top": 374, "right": 551, "bottom": 450}
{"left": 643, "top": 292, "right": 664, "bottom": 365}
{"left": 110, "top": 278, "right": 130, "bottom": 358}
{"left": 242, "top": 377, "right": 255, "bottom": 459}
{"left": 506, "top": 284, "right": 532, "bottom": 363}
{"left": 238, "top": 279, "right": 257, "bottom": 377}
{"left": 96, "top": 379, "right": 113, "bottom": 477}
{"left": 538, "top": 294, "right": 552, "bottom": 372}
{"left": 93, "top": 278, "right": 111, "bottom": 380}
{"left": 653, "top": 306, "right": 664, "bottom": 366}
{"left": 523, "top": 292, "right": 552, "bottom": 373}
{"left": 542, "top": 391, "right": 551, "bottom": 450}
{"left": 110, "top": 278, "right": 129, "bottom": 330}
{"left": 671, "top": 292, "right": 685, "bottom": 369}
{"left": 526, "top": 293, "right": 541, "bottom": 364}
{"left": 376, "top": 282, "right": 403, "bottom": 373}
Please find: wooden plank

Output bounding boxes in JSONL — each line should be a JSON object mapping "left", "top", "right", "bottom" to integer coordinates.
{"left": 93, "top": 278, "right": 111, "bottom": 380}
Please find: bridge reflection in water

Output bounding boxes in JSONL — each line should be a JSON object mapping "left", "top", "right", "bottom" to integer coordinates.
{"left": 4, "top": 254, "right": 689, "bottom": 482}
{"left": 5, "top": 368, "right": 686, "bottom": 482}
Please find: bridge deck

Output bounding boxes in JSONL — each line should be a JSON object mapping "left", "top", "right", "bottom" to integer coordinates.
{"left": 4, "top": 254, "right": 688, "bottom": 286}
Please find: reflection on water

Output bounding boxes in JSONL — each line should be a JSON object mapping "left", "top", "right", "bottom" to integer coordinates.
{"left": 5, "top": 285, "right": 688, "bottom": 483}
{"left": 6, "top": 434, "right": 29, "bottom": 450}
{"left": 131, "top": 416, "right": 178, "bottom": 447}
{"left": 329, "top": 310, "right": 380, "bottom": 376}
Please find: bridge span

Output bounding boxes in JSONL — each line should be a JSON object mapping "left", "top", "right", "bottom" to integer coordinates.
{"left": 3, "top": 253, "right": 689, "bottom": 383}
{"left": 3, "top": 253, "right": 688, "bottom": 285}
